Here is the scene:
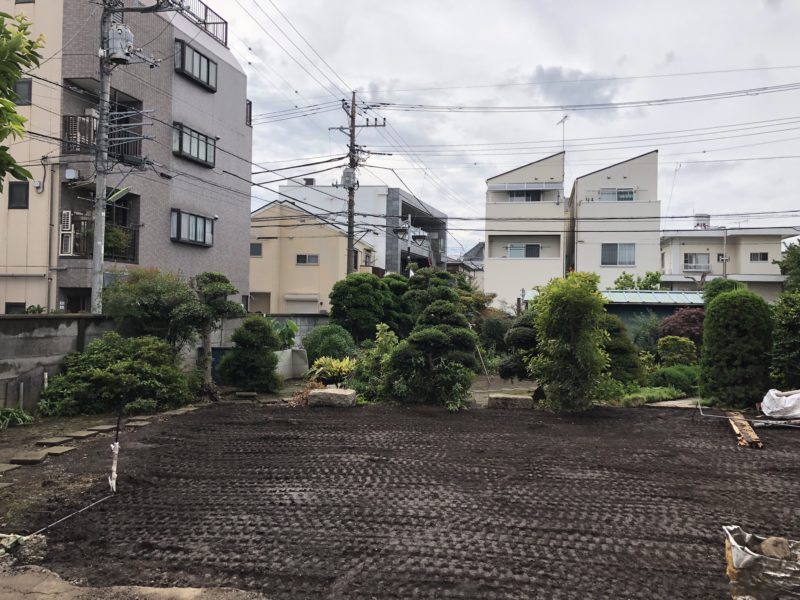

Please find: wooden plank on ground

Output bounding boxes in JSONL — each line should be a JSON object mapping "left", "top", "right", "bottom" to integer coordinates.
{"left": 725, "top": 411, "right": 763, "bottom": 449}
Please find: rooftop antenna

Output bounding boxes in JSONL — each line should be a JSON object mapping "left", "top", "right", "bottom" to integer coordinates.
{"left": 556, "top": 115, "right": 569, "bottom": 152}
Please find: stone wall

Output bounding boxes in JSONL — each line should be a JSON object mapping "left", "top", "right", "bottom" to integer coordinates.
{"left": 0, "top": 315, "right": 114, "bottom": 411}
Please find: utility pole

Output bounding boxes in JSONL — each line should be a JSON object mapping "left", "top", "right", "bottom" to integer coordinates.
{"left": 90, "top": 0, "right": 184, "bottom": 313}
{"left": 331, "top": 92, "right": 385, "bottom": 275}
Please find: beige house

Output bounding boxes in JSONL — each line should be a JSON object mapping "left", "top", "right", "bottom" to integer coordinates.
{"left": 249, "top": 202, "right": 374, "bottom": 314}
{"left": 1, "top": 0, "right": 252, "bottom": 314}
{"left": 483, "top": 152, "right": 568, "bottom": 306}
{"left": 660, "top": 225, "right": 796, "bottom": 302}
{"left": 568, "top": 151, "right": 661, "bottom": 290}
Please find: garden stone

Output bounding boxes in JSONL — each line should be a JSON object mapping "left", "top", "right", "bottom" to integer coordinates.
{"left": 487, "top": 394, "right": 534, "bottom": 409}
{"left": 64, "top": 430, "right": 98, "bottom": 439}
{"left": 308, "top": 388, "right": 356, "bottom": 407}
{"left": 45, "top": 446, "right": 76, "bottom": 456}
{"left": 35, "top": 437, "right": 73, "bottom": 447}
{"left": 0, "top": 483, "right": 13, "bottom": 490}
{"left": 0, "top": 464, "right": 21, "bottom": 474}
{"left": 10, "top": 450, "right": 49, "bottom": 465}
{"left": 88, "top": 424, "right": 117, "bottom": 432}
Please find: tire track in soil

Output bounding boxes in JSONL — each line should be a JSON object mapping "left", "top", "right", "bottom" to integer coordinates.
{"left": 21, "top": 404, "right": 800, "bottom": 599}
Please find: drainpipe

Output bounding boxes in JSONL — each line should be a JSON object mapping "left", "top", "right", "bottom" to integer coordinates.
{"left": 46, "top": 160, "right": 56, "bottom": 312}
{"left": 722, "top": 227, "right": 728, "bottom": 279}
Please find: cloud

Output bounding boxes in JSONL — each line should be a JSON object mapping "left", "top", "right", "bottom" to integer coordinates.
{"left": 525, "top": 65, "right": 624, "bottom": 106}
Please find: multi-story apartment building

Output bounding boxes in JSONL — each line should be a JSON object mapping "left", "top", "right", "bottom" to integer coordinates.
{"left": 483, "top": 152, "right": 568, "bottom": 306}
{"left": 249, "top": 201, "right": 374, "bottom": 314}
{"left": 277, "top": 181, "right": 448, "bottom": 274}
{"left": 661, "top": 222, "right": 796, "bottom": 302}
{"left": 568, "top": 151, "right": 660, "bottom": 290}
{"left": 0, "top": 0, "right": 252, "bottom": 314}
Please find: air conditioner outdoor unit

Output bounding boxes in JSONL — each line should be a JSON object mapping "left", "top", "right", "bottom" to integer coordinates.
{"left": 84, "top": 107, "right": 99, "bottom": 119}
{"left": 59, "top": 231, "right": 74, "bottom": 256}
{"left": 60, "top": 210, "right": 72, "bottom": 231}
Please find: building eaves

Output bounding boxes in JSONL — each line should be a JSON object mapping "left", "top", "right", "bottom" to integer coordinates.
{"left": 572, "top": 150, "right": 658, "bottom": 183}
{"left": 486, "top": 152, "right": 565, "bottom": 183}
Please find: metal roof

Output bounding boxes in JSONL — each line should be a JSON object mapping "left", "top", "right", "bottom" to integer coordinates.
{"left": 524, "top": 289, "right": 704, "bottom": 305}
{"left": 601, "top": 290, "right": 704, "bottom": 305}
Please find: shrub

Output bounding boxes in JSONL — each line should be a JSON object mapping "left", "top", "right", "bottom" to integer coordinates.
{"left": 619, "top": 386, "right": 684, "bottom": 406}
{"left": 270, "top": 318, "right": 298, "bottom": 349}
{"left": 775, "top": 243, "right": 800, "bottom": 293}
{"left": 351, "top": 324, "right": 399, "bottom": 402}
{"left": 601, "top": 313, "right": 643, "bottom": 384}
{"left": 0, "top": 408, "right": 33, "bottom": 430}
{"left": 529, "top": 272, "right": 608, "bottom": 412}
{"left": 122, "top": 399, "right": 158, "bottom": 416}
{"left": 302, "top": 323, "right": 357, "bottom": 365}
{"left": 499, "top": 308, "right": 538, "bottom": 381}
{"left": 592, "top": 373, "right": 627, "bottom": 403}
{"left": 329, "top": 273, "right": 391, "bottom": 342}
{"left": 657, "top": 336, "right": 697, "bottom": 367}
{"left": 703, "top": 278, "right": 744, "bottom": 305}
{"left": 659, "top": 307, "right": 705, "bottom": 348}
{"left": 39, "top": 333, "right": 190, "bottom": 416}
{"left": 219, "top": 316, "right": 281, "bottom": 392}
{"left": 649, "top": 365, "right": 700, "bottom": 396}
{"left": 308, "top": 357, "right": 356, "bottom": 388}
{"left": 700, "top": 290, "right": 773, "bottom": 407}
{"left": 630, "top": 310, "right": 660, "bottom": 353}
{"left": 770, "top": 291, "right": 800, "bottom": 389}
{"left": 479, "top": 317, "right": 510, "bottom": 353}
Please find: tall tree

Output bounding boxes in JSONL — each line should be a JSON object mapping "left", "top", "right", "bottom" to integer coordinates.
{"left": 0, "top": 12, "right": 42, "bottom": 189}
{"left": 775, "top": 243, "right": 800, "bottom": 293}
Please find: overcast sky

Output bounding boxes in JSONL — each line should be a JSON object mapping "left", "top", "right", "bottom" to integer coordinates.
{"left": 207, "top": 0, "right": 800, "bottom": 254}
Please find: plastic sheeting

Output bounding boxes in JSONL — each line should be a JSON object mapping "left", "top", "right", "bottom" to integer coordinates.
{"left": 762, "top": 389, "right": 800, "bottom": 419}
{"left": 723, "top": 525, "right": 800, "bottom": 599}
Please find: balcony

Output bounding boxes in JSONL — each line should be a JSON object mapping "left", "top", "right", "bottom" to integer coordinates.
{"left": 181, "top": 0, "right": 228, "bottom": 46}
{"left": 683, "top": 262, "right": 711, "bottom": 272}
{"left": 62, "top": 115, "right": 143, "bottom": 165}
{"left": 69, "top": 219, "right": 138, "bottom": 263}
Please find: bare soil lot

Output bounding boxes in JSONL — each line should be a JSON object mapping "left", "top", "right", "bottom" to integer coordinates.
{"left": 5, "top": 403, "right": 800, "bottom": 599}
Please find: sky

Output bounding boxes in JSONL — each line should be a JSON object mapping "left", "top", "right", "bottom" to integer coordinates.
{"left": 206, "top": 0, "right": 800, "bottom": 255}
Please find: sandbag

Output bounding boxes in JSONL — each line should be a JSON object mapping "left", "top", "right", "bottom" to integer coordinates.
{"left": 761, "top": 389, "right": 800, "bottom": 419}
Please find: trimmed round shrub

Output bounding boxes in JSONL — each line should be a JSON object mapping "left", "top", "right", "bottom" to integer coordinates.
{"left": 659, "top": 307, "right": 704, "bottom": 348}
{"left": 302, "top": 324, "right": 357, "bottom": 365}
{"left": 479, "top": 317, "right": 510, "bottom": 353}
{"left": 700, "top": 290, "right": 773, "bottom": 407}
{"left": 657, "top": 335, "right": 697, "bottom": 367}
{"left": 770, "top": 291, "right": 800, "bottom": 389}
{"left": 601, "top": 313, "right": 643, "bottom": 384}
{"left": 329, "top": 273, "right": 390, "bottom": 342}
{"left": 703, "top": 278, "right": 744, "bottom": 306}
{"left": 649, "top": 365, "right": 699, "bottom": 396}
{"left": 219, "top": 316, "right": 281, "bottom": 392}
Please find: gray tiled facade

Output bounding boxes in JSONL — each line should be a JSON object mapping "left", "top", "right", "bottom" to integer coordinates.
{"left": 56, "top": 0, "right": 251, "bottom": 308}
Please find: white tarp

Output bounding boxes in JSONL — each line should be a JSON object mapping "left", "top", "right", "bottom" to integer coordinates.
{"left": 761, "top": 389, "right": 800, "bottom": 419}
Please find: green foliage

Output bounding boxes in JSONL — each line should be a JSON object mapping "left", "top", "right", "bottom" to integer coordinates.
{"left": 430, "top": 360, "right": 475, "bottom": 412}
{"left": 330, "top": 273, "right": 392, "bottom": 342}
{"left": 269, "top": 319, "right": 298, "bottom": 349}
{"left": 382, "top": 273, "right": 414, "bottom": 337}
{"left": 638, "top": 350, "right": 658, "bottom": 381}
{"left": 102, "top": 268, "right": 198, "bottom": 350}
{"left": 611, "top": 271, "right": 661, "bottom": 290}
{"left": 351, "top": 324, "right": 400, "bottom": 402}
{"left": 592, "top": 373, "right": 627, "bottom": 403}
{"left": 659, "top": 307, "right": 705, "bottom": 348}
{"left": 702, "top": 278, "right": 744, "bottom": 305}
{"left": 38, "top": 333, "right": 190, "bottom": 416}
{"left": 770, "top": 291, "right": 800, "bottom": 389}
{"left": 657, "top": 336, "right": 698, "bottom": 367}
{"left": 499, "top": 308, "right": 538, "bottom": 381}
{"left": 601, "top": 313, "right": 643, "bottom": 384}
{"left": 700, "top": 290, "right": 773, "bottom": 407}
{"left": 25, "top": 304, "right": 44, "bottom": 314}
{"left": 122, "top": 399, "right": 158, "bottom": 416}
{"left": 219, "top": 316, "right": 280, "bottom": 392}
{"left": 774, "top": 243, "right": 800, "bottom": 293}
{"left": 302, "top": 324, "right": 357, "bottom": 365}
{"left": 0, "top": 12, "right": 43, "bottom": 189}
{"left": 0, "top": 407, "right": 33, "bottom": 430}
{"left": 649, "top": 365, "right": 700, "bottom": 396}
{"left": 478, "top": 317, "right": 510, "bottom": 353}
{"left": 104, "top": 225, "right": 130, "bottom": 255}
{"left": 529, "top": 272, "right": 608, "bottom": 412}
{"left": 630, "top": 310, "right": 660, "bottom": 353}
{"left": 308, "top": 356, "right": 356, "bottom": 388}
{"left": 619, "top": 386, "right": 685, "bottom": 407}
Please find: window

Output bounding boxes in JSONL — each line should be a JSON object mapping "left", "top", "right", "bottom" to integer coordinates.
{"left": 296, "top": 254, "right": 319, "bottom": 265}
{"left": 12, "top": 79, "right": 31, "bottom": 105}
{"left": 363, "top": 249, "right": 373, "bottom": 266}
{"left": 750, "top": 252, "right": 769, "bottom": 262}
{"left": 508, "top": 190, "right": 541, "bottom": 203}
{"left": 8, "top": 182, "right": 29, "bottom": 209}
{"left": 174, "top": 40, "right": 217, "bottom": 91}
{"left": 245, "top": 99, "right": 252, "bottom": 127}
{"left": 5, "top": 302, "right": 26, "bottom": 314}
{"left": 599, "top": 188, "right": 634, "bottom": 202}
{"left": 601, "top": 243, "right": 635, "bottom": 266}
{"left": 15, "top": 0, "right": 35, "bottom": 4}
{"left": 170, "top": 209, "right": 214, "bottom": 247}
{"left": 683, "top": 253, "right": 710, "bottom": 271}
{"left": 508, "top": 243, "right": 540, "bottom": 258}
{"left": 172, "top": 122, "right": 216, "bottom": 167}
{"left": 717, "top": 253, "right": 727, "bottom": 263}
{"left": 250, "top": 242, "right": 262, "bottom": 256}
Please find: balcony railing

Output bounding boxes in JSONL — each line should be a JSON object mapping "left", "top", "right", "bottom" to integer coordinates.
{"left": 181, "top": 0, "right": 228, "bottom": 46}
{"left": 683, "top": 262, "right": 711, "bottom": 272}
{"left": 70, "top": 219, "right": 138, "bottom": 263}
{"left": 62, "top": 115, "right": 143, "bottom": 165}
